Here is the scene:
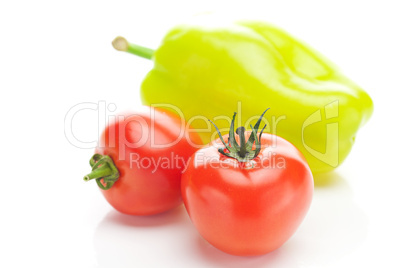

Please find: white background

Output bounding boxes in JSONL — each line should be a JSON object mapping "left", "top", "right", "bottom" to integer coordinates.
{"left": 1, "top": 0, "right": 401, "bottom": 267}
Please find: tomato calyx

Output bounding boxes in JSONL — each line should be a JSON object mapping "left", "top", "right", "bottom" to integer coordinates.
{"left": 209, "top": 108, "right": 269, "bottom": 162}
{"left": 83, "top": 154, "right": 120, "bottom": 190}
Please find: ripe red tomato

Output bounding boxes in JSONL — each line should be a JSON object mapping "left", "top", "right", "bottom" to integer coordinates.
{"left": 181, "top": 112, "right": 313, "bottom": 256}
{"left": 84, "top": 106, "right": 202, "bottom": 215}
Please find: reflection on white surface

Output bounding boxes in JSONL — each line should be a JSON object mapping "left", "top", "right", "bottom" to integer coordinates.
{"left": 93, "top": 205, "right": 192, "bottom": 267}
{"left": 287, "top": 172, "right": 369, "bottom": 267}
{"left": 93, "top": 172, "right": 368, "bottom": 267}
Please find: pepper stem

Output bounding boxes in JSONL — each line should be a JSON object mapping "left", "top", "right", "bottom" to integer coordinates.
{"left": 112, "top": 36, "right": 154, "bottom": 60}
{"left": 83, "top": 154, "right": 120, "bottom": 190}
{"left": 209, "top": 109, "right": 269, "bottom": 162}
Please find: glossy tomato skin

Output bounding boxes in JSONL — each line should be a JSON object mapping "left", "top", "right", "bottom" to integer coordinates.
{"left": 96, "top": 107, "right": 201, "bottom": 215}
{"left": 181, "top": 132, "right": 313, "bottom": 256}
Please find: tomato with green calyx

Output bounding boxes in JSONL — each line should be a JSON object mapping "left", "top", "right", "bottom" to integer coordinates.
{"left": 83, "top": 107, "right": 201, "bottom": 215}
{"left": 181, "top": 109, "right": 313, "bottom": 256}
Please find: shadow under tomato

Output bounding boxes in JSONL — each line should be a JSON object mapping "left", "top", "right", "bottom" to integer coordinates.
{"left": 92, "top": 204, "right": 196, "bottom": 268}
{"left": 102, "top": 204, "right": 187, "bottom": 228}
{"left": 195, "top": 235, "right": 284, "bottom": 268}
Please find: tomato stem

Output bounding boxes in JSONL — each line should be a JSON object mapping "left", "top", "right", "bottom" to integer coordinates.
{"left": 236, "top": 126, "right": 247, "bottom": 158}
{"left": 83, "top": 154, "right": 120, "bottom": 190}
{"left": 112, "top": 36, "right": 154, "bottom": 60}
{"left": 209, "top": 109, "right": 269, "bottom": 162}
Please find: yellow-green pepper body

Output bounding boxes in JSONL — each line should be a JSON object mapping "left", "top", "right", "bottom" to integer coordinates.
{"left": 121, "top": 21, "right": 373, "bottom": 173}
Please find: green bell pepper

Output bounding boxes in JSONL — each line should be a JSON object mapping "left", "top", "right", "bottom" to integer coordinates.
{"left": 113, "top": 20, "right": 373, "bottom": 174}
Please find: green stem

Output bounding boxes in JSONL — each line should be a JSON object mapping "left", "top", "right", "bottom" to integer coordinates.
{"left": 83, "top": 154, "right": 120, "bottom": 190}
{"left": 112, "top": 36, "right": 154, "bottom": 60}
{"left": 236, "top": 127, "right": 247, "bottom": 158}
{"left": 84, "top": 164, "right": 113, "bottom": 181}
{"left": 209, "top": 109, "right": 269, "bottom": 163}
